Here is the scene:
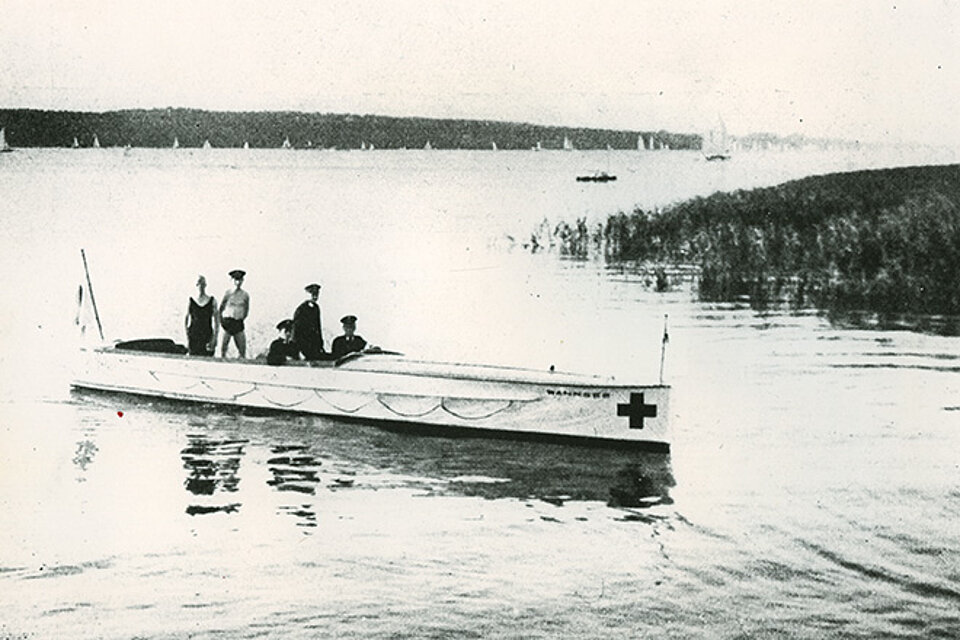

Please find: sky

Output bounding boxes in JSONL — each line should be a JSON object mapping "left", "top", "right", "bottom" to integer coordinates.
{"left": 0, "top": 0, "right": 958, "bottom": 145}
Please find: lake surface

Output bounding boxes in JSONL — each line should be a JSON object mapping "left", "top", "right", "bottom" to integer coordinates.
{"left": 1, "top": 146, "right": 959, "bottom": 638}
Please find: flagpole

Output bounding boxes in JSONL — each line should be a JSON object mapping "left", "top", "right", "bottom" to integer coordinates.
{"left": 659, "top": 314, "right": 669, "bottom": 384}
{"left": 80, "top": 249, "right": 105, "bottom": 341}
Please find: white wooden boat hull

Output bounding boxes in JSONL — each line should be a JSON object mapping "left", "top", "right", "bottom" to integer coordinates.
{"left": 72, "top": 347, "right": 670, "bottom": 451}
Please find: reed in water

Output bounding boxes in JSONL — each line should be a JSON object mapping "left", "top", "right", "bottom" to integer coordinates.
{"left": 538, "top": 164, "right": 960, "bottom": 313}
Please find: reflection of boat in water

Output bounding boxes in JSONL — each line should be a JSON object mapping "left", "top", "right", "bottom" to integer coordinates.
{"left": 73, "top": 341, "right": 669, "bottom": 451}
{"left": 180, "top": 434, "right": 245, "bottom": 515}
{"left": 576, "top": 171, "right": 617, "bottom": 182}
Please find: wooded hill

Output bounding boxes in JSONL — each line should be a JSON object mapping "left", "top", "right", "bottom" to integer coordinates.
{"left": 0, "top": 107, "right": 700, "bottom": 150}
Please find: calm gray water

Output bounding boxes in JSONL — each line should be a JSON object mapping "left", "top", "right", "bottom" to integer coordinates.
{"left": 1, "top": 147, "right": 959, "bottom": 638}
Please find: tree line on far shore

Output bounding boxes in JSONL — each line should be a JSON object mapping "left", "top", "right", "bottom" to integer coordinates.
{"left": 0, "top": 107, "right": 700, "bottom": 151}
{"left": 545, "top": 164, "right": 960, "bottom": 314}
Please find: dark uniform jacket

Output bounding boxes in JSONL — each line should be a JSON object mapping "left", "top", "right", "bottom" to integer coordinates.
{"left": 292, "top": 300, "right": 324, "bottom": 360}
{"left": 331, "top": 334, "right": 367, "bottom": 359}
{"left": 267, "top": 338, "right": 299, "bottom": 365}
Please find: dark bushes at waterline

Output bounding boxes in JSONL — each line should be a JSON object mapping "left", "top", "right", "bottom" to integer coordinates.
{"left": 549, "top": 164, "right": 960, "bottom": 313}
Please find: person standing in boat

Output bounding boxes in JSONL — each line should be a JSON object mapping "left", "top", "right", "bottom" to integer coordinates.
{"left": 292, "top": 283, "right": 324, "bottom": 360}
{"left": 331, "top": 315, "right": 367, "bottom": 359}
{"left": 184, "top": 275, "right": 219, "bottom": 356}
{"left": 219, "top": 269, "right": 250, "bottom": 358}
{"left": 267, "top": 319, "right": 298, "bottom": 365}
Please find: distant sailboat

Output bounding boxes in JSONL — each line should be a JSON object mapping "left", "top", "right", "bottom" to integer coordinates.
{"left": 0, "top": 127, "right": 12, "bottom": 152}
{"left": 491, "top": 141, "right": 497, "bottom": 151}
{"left": 92, "top": 135, "right": 100, "bottom": 149}
{"left": 637, "top": 135, "right": 645, "bottom": 151}
{"left": 563, "top": 136, "right": 574, "bottom": 151}
{"left": 535, "top": 141, "right": 542, "bottom": 151}
{"left": 242, "top": 141, "right": 250, "bottom": 150}
{"left": 360, "top": 141, "right": 367, "bottom": 151}
{"left": 172, "top": 137, "right": 180, "bottom": 149}
{"left": 282, "top": 137, "right": 292, "bottom": 149}
{"left": 703, "top": 117, "right": 732, "bottom": 161}
{"left": 202, "top": 139, "right": 212, "bottom": 149}
{"left": 423, "top": 141, "right": 432, "bottom": 150}
{"left": 72, "top": 136, "right": 80, "bottom": 149}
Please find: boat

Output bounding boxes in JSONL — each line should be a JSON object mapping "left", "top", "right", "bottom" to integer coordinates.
{"left": 72, "top": 341, "right": 669, "bottom": 451}
{"left": 243, "top": 141, "right": 250, "bottom": 150}
{"left": 282, "top": 137, "right": 292, "bottom": 149}
{"left": 637, "top": 135, "right": 646, "bottom": 151}
{"left": 563, "top": 136, "right": 574, "bottom": 151}
{"left": 0, "top": 127, "right": 12, "bottom": 152}
{"left": 202, "top": 139, "right": 212, "bottom": 149}
{"left": 703, "top": 116, "right": 732, "bottom": 161}
{"left": 576, "top": 171, "right": 617, "bottom": 182}
{"left": 92, "top": 134, "right": 100, "bottom": 149}
{"left": 72, "top": 136, "right": 80, "bottom": 149}
{"left": 70, "top": 255, "right": 669, "bottom": 451}
{"left": 423, "top": 141, "right": 432, "bottom": 150}
{"left": 491, "top": 141, "right": 497, "bottom": 151}
{"left": 172, "top": 137, "right": 180, "bottom": 149}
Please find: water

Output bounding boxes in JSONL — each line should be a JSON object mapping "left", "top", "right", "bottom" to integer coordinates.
{"left": 1, "top": 147, "right": 959, "bottom": 638}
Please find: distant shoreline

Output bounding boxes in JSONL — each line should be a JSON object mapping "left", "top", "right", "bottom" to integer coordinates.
{"left": 0, "top": 107, "right": 858, "bottom": 152}
{"left": 0, "top": 107, "right": 698, "bottom": 151}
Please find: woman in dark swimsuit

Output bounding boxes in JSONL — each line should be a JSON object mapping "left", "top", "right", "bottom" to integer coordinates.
{"left": 185, "top": 275, "right": 219, "bottom": 356}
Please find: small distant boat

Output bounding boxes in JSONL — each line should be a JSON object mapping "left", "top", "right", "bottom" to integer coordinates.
{"left": 172, "top": 137, "right": 180, "bottom": 149}
{"left": 72, "top": 136, "right": 80, "bottom": 149}
{"left": 202, "top": 139, "right": 212, "bottom": 150}
{"left": 242, "top": 141, "right": 250, "bottom": 150}
{"left": 535, "top": 141, "right": 542, "bottom": 152}
{"left": 423, "top": 141, "right": 432, "bottom": 150}
{"left": 576, "top": 171, "right": 617, "bottom": 183}
{"left": 491, "top": 141, "right": 497, "bottom": 151}
{"left": 563, "top": 136, "right": 574, "bottom": 151}
{"left": 637, "top": 135, "right": 646, "bottom": 151}
{"left": 282, "top": 137, "right": 292, "bottom": 149}
{"left": 92, "top": 135, "right": 100, "bottom": 149}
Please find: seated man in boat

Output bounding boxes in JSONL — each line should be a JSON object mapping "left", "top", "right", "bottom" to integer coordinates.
{"left": 331, "top": 315, "right": 367, "bottom": 359}
{"left": 292, "top": 283, "right": 325, "bottom": 360}
{"left": 219, "top": 269, "right": 250, "bottom": 358}
{"left": 267, "top": 319, "right": 299, "bottom": 365}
